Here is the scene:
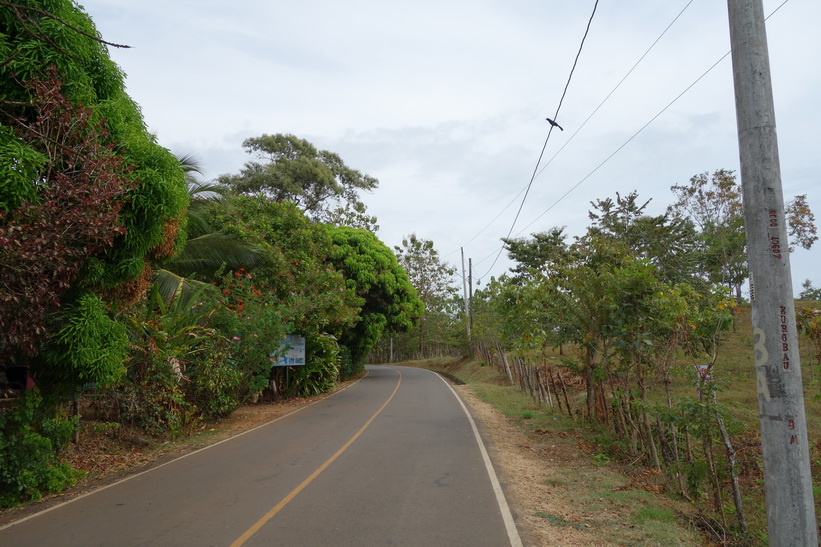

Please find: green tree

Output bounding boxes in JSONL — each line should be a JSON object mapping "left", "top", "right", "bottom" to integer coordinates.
{"left": 155, "top": 155, "right": 262, "bottom": 302}
{"left": 393, "top": 234, "right": 459, "bottom": 356}
{"left": 469, "top": 274, "right": 515, "bottom": 348}
{"left": 324, "top": 201, "right": 380, "bottom": 233}
{"left": 588, "top": 191, "right": 700, "bottom": 285}
{"left": 785, "top": 194, "right": 818, "bottom": 252}
{"left": 325, "top": 226, "right": 423, "bottom": 366}
{"left": 670, "top": 170, "right": 817, "bottom": 298}
{"left": 206, "top": 195, "right": 361, "bottom": 338}
{"left": 0, "top": 2, "right": 188, "bottom": 390}
{"left": 798, "top": 279, "right": 821, "bottom": 301}
{"left": 218, "top": 133, "right": 378, "bottom": 223}
{"left": 502, "top": 226, "right": 568, "bottom": 281}
{"left": 161, "top": 179, "right": 260, "bottom": 277}
{"left": 495, "top": 229, "right": 573, "bottom": 357}
{"left": 670, "top": 170, "right": 747, "bottom": 297}
{"left": 548, "top": 235, "right": 624, "bottom": 420}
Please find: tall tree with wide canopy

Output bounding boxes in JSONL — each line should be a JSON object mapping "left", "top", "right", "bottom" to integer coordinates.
{"left": 218, "top": 133, "right": 379, "bottom": 224}
{"left": 0, "top": 1, "right": 188, "bottom": 388}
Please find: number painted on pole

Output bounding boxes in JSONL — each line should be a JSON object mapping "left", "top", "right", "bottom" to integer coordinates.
{"left": 768, "top": 210, "right": 778, "bottom": 228}
{"left": 753, "top": 327, "right": 772, "bottom": 401}
{"left": 770, "top": 236, "right": 782, "bottom": 259}
{"left": 753, "top": 327, "right": 769, "bottom": 366}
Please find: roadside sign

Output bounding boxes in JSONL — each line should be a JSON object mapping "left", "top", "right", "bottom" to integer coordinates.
{"left": 272, "top": 335, "right": 306, "bottom": 367}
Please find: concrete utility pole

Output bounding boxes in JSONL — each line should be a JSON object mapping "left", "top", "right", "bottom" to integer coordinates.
{"left": 468, "top": 258, "right": 474, "bottom": 335}
{"left": 727, "top": 1, "right": 818, "bottom": 544}
{"left": 461, "top": 248, "right": 471, "bottom": 340}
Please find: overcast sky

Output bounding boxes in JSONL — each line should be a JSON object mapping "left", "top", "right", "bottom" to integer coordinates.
{"left": 80, "top": 0, "right": 820, "bottom": 294}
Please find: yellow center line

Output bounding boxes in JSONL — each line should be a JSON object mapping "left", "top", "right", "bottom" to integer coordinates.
{"left": 230, "top": 368, "right": 402, "bottom": 547}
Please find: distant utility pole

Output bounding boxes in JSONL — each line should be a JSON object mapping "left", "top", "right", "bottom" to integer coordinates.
{"left": 461, "top": 248, "right": 471, "bottom": 340}
{"left": 468, "top": 258, "right": 474, "bottom": 335}
{"left": 727, "top": 1, "right": 818, "bottom": 544}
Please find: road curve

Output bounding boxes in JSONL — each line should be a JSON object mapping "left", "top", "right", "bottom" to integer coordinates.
{"left": 0, "top": 365, "right": 522, "bottom": 546}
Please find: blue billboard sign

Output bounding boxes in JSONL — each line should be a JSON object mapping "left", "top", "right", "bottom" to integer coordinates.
{"left": 272, "top": 335, "right": 306, "bottom": 367}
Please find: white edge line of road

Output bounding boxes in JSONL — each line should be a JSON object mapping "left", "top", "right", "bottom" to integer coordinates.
{"left": 432, "top": 371, "right": 524, "bottom": 547}
{"left": 0, "top": 372, "right": 368, "bottom": 532}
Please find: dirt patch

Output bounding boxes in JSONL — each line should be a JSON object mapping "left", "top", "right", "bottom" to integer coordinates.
{"left": 454, "top": 385, "right": 595, "bottom": 545}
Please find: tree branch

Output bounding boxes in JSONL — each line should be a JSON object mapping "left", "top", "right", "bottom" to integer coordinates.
{"left": 0, "top": 1, "right": 132, "bottom": 49}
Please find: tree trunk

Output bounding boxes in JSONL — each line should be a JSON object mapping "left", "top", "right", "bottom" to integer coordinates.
{"left": 663, "top": 375, "right": 690, "bottom": 500}
{"left": 703, "top": 432, "right": 726, "bottom": 525}
{"left": 639, "top": 372, "right": 660, "bottom": 469}
{"left": 498, "top": 345, "right": 514, "bottom": 385}
{"left": 418, "top": 315, "right": 425, "bottom": 354}
{"left": 714, "top": 398, "right": 748, "bottom": 534}
{"left": 584, "top": 347, "right": 596, "bottom": 420}
{"left": 557, "top": 370, "right": 573, "bottom": 419}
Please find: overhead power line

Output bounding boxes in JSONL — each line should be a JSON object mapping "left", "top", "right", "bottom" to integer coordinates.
{"left": 465, "top": 0, "right": 693, "bottom": 273}
{"left": 478, "top": 0, "right": 600, "bottom": 279}
{"left": 474, "top": 0, "right": 791, "bottom": 278}
{"left": 513, "top": 0, "right": 791, "bottom": 239}
{"left": 532, "top": 0, "right": 695, "bottom": 182}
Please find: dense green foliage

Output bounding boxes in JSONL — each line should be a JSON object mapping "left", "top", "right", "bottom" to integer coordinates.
{"left": 119, "top": 285, "right": 216, "bottom": 433}
{"left": 286, "top": 334, "right": 342, "bottom": 397}
{"left": 0, "top": 390, "right": 81, "bottom": 507}
{"left": 42, "top": 293, "right": 129, "bottom": 390}
{"left": 387, "top": 234, "right": 461, "bottom": 359}
{"left": 206, "top": 196, "right": 362, "bottom": 336}
{"left": 0, "top": 1, "right": 187, "bottom": 504}
{"left": 209, "top": 268, "right": 287, "bottom": 397}
{"left": 0, "top": 1, "right": 188, "bottom": 382}
{"left": 161, "top": 171, "right": 262, "bottom": 281}
{"left": 326, "top": 226, "right": 423, "bottom": 365}
{"left": 502, "top": 226, "right": 568, "bottom": 281}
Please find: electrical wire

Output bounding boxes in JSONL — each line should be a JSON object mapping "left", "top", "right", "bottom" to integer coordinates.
{"left": 478, "top": 0, "right": 600, "bottom": 279}
{"left": 469, "top": 0, "right": 690, "bottom": 274}
{"left": 474, "top": 0, "right": 792, "bottom": 275}
{"left": 514, "top": 0, "right": 791, "bottom": 238}
{"left": 442, "top": 187, "right": 525, "bottom": 261}
{"left": 532, "top": 0, "right": 695, "bottom": 182}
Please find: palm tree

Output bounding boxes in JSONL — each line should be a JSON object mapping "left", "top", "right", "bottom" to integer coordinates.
{"left": 155, "top": 154, "right": 261, "bottom": 304}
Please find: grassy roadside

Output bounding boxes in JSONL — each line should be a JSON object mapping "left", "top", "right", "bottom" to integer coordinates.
{"left": 396, "top": 357, "right": 707, "bottom": 546}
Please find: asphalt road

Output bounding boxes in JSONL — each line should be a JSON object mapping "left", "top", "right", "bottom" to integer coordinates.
{"left": 0, "top": 365, "right": 522, "bottom": 546}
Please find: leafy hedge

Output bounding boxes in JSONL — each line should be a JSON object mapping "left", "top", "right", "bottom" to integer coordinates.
{"left": 0, "top": 391, "right": 81, "bottom": 507}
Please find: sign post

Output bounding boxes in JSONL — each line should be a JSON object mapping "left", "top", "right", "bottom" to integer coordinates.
{"left": 272, "top": 335, "right": 306, "bottom": 367}
{"left": 270, "top": 335, "right": 306, "bottom": 394}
